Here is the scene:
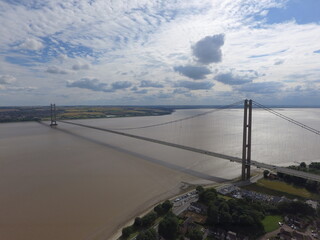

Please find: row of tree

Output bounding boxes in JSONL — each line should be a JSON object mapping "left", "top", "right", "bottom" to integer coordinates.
{"left": 277, "top": 171, "right": 320, "bottom": 193}
{"left": 121, "top": 200, "right": 173, "bottom": 239}
{"left": 288, "top": 161, "right": 320, "bottom": 176}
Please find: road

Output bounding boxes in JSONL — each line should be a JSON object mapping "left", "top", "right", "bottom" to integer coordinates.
{"left": 251, "top": 161, "right": 320, "bottom": 182}
{"left": 58, "top": 120, "right": 320, "bottom": 183}
{"left": 172, "top": 196, "right": 198, "bottom": 216}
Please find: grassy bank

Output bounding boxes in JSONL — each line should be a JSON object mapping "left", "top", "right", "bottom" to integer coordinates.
{"left": 242, "top": 178, "right": 320, "bottom": 200}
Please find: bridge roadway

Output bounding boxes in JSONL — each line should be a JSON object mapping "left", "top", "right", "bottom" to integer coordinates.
{"left": 58, "top": 120, "right": 320, "bottom": 183}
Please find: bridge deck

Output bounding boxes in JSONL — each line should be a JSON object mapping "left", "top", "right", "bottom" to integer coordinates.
{"left": 58, "top": 120, "right": 320, "bottom": 182}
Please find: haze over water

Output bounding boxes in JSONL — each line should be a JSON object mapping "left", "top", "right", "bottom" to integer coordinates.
{"left": 0, "top": 108, "right": 320, "bottom": 240}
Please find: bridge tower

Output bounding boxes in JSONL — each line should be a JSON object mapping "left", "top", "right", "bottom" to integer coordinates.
{"left": 242, "top": 99, "right": 252, "bottom": 180}
{"left": 50, "top": 103, "right": 58, "bottom": 127}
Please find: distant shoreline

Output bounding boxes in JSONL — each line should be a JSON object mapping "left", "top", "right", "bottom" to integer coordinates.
{"left": 0, "top": 106, "right": 174, "bottom": 123}
{"left": 2, "top": 105, "right": 320, "bottom": 123}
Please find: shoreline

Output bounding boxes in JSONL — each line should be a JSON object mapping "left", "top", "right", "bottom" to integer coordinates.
{"left": 110, "top": 169, "right": 263, "bottom": 240}
{"left": 109, "top": 173, "right": 250, "bottom": 240}
{"left": 109, "top": 182, "right": 190, "bottom": 240}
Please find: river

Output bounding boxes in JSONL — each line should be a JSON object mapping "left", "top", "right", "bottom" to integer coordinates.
{"left": 0, "top": 108, "right": 319, "bottom": 240}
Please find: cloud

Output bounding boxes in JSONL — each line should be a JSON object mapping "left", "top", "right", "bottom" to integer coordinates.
{"left": 274, "top": 59, "right": 285, "bottom": 65}
{"left": 235, "top": 81, "right": 283, "bottom": 94}
{"left": 0, "top": 75, "right": 16, "bottom": 84}
{"left": 174, "top": 81, "right": 214, "bottom": 90}
{"left": 158, "top": 92, "right": 172, "bottom": 98}
{"left": 72, "top": 63, "right": 90, "bottom": 70}
{"left": 16, "top": 38, "right": 43, "bottom": 50}
{"left": 173, "top": 88, "right": 190, "bottom": 94}
{"left": 46, "top": 66, "right": 69, "bottom": 74}
{"left": 214, "top": 72, "right": 255, "bottom": 85}
{"left": 1, "top": 1, "right": 320, "bottom": 105}
{"left": 134, "top": 89, "right": 148, "bottom": 94}
{"left": 174, "top": 65, "right": 211, "bottom": 80}
{"left": 67, "top": 78, "right": 132, "bottom": 93}
{"left": 111, "top": 81, "right": 132, "bottom": 90}
{"left": 140, "top": 80, "right": 164, "bottom": 88}
{"left": 66, "top": 78, "right": 108, "bottom": 92}
{"left": 248, "top": 49, "right": 288, "bottom": 58}
{"left": 131, "top": 86, "right": 148, "bottom": 94}
{"left": 173, "top": 88, "right": 192, "bottom": 97}
{"left": 6, "top": 86, "right": 37, "bottom": 92}
{"left": 192, "top": 34, "right": 225, "bottom": 64}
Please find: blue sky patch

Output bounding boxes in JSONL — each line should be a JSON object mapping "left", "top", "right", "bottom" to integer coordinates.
{"left": 4, "top": 0, "right": 47, "bottom": 9}
{"left": 40, "top": 37, "right": 96, "bottom": 59}
{"left": 266, "top": 0, "right": 320, "bottom": 24}
{"left": 249, "top": 49, "right": 287, "bottom": 58}
{"left": 5, "top": 56, "right": 37, "bottom": 67}
{"left": 7, "top": 36, "right": 99, "bottom": 66}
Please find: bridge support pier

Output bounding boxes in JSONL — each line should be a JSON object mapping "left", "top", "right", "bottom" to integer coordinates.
{"left": 242, "top": 99, "right": 252, "bottom": 180}
{"left": 50, "top": 103, "right": 58, "bottom": 127}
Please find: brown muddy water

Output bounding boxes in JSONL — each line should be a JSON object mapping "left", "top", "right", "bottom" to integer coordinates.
{"left": 1, "top": 108, "right": 320, "bottom": 240}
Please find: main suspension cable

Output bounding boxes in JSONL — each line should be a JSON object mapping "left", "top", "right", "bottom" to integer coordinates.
{"left": 252, "top": 100, "right": 320, "bottom": 136}
{"left": 112, "top": 100, "right": 244, "bottom": 131}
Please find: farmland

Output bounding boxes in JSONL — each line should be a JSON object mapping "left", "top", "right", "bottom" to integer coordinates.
{"left": 0, "top": 106, "right": 173, "bottom": 122}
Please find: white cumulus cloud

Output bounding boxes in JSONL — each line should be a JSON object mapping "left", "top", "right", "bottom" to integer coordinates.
{"left": 0, "top": 75, "right": 16, "bottom": 84}
{"left": 16, "top": 38, "right": 44, "bottom": 50}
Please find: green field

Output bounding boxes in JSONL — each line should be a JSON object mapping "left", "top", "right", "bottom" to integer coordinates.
{"left": 262, "top": 215, "right": 282, "bottom": 232}
{"left": 258, "top": 179, "right": 312, "bottom": 198}
{"left": 242, "top": 178, "right": 320, "bottom": 200}
{"left": 0, "top": 106, "right": 173, "bottom": 122}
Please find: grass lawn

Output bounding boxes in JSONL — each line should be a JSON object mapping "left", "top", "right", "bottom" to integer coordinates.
{"left": 242, "top": 178, "right": 320, "bottom": 200}
{"left": 262, "top": 215, "right": 282, "bottom": 233}
{"left": 258, "top": 179, "right": 311, "bottom": 197}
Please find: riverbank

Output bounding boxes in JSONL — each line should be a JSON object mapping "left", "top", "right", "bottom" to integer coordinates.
{"left": 111, "top": 172, "right": 255, "bottom": 240}
{"left": 0, "top": 106, "right": 174, "bottom": 123}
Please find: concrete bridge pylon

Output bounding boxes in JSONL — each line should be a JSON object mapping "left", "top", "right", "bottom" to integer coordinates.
{"left": 242, "top": 99, "right": 252, "bottom": 180}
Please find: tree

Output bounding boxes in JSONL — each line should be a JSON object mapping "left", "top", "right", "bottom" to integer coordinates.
{"left": 141, "top": 211, "right": 157, "bottom": 228}
{"left": 196, "top": 185, "right": 204, "bottom": 193}
{"left": 207, "top": 204, "right": 219, "bottom": 225}
{"left": 121, "top": 226, "right": 134, "bottom": 239}
{"left": 134, "top": 217, "right": 142, "bottom": 228}
{"left": 278, "top": 201, "right": 314, "bottom": 216}
{"left": 199, "top": 188, "right": 217, "bottom": 204}
{"left": 310, "top": 162, "right": 320, "bottom": 170}
{"left": 158, "top": 214, "right": 179, "bottom": 240}
{"left": 219, "top": 202, "right": 230, "bottom": 212}
{"left": 305, "top": 180, "right": 318, "bottom": 192}
{"left": 188, "top": 228, "right": 203, "bottom": 240}
{"left": 136, "top": 228, "right": 157, "bottom": 240}
{"left": 239, "top": 214, "right": 254, "bottom": 225}
{"left": 263, "top": 170, "right": 269, "bottom": 178}
{"left": 154, "top": 204, "right": 164, "bottom": 216}
{"left": 300, "top": 162, "right": 307, "bottom": 168}
{"left": 154, "top": 200, "right": 173, "bottom": 216}
{"left": 219, "top": 211, "right": 232, "bottom": 225}
{"left": 162, "top": 200, "right": 173, "bottom": 213}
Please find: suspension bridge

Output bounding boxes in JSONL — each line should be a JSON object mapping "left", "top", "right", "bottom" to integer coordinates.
{"left": 48, "top": 100, "right": 320, "bottom": 182}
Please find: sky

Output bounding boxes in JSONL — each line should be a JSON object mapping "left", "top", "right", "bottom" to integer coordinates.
{"left": 0, "top": 0, "right": 319, "bottom": 106}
